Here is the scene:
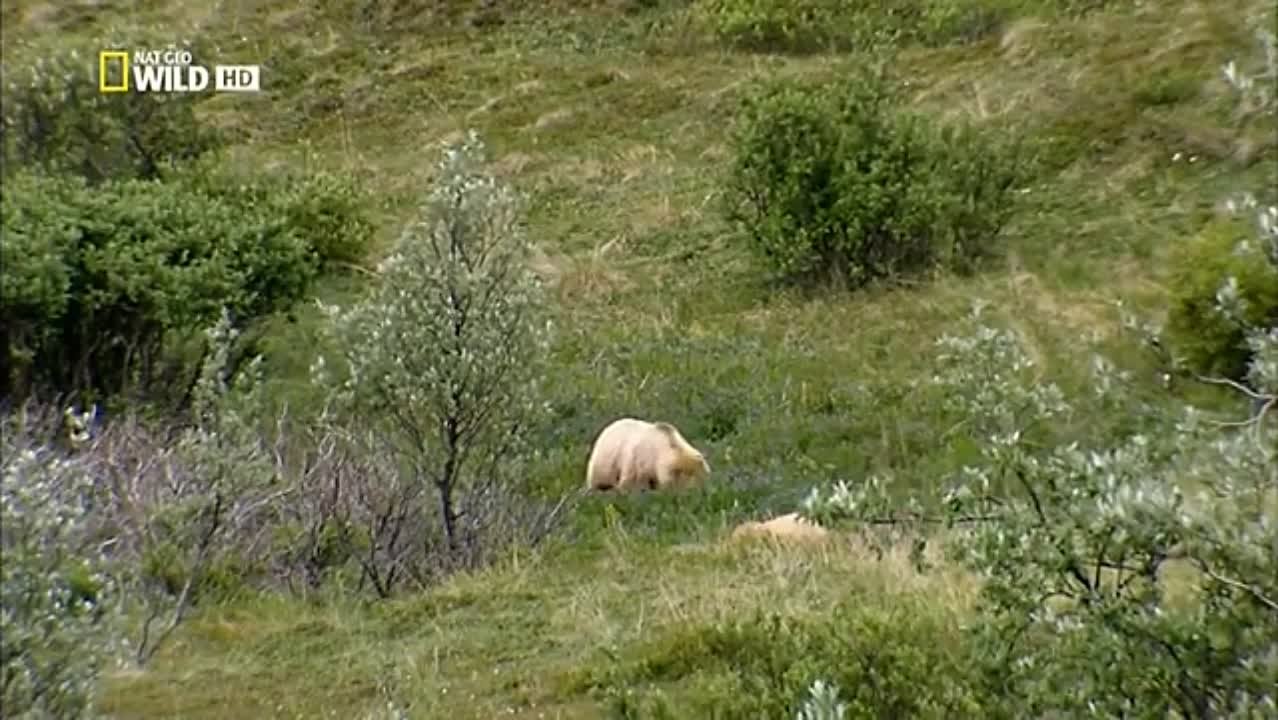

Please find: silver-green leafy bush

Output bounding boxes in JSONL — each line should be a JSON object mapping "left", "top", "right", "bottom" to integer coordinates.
{"left": 804, "top": 302, "right": 1277, "bottom": 716}
{"left": 1165, "top": 20, "right": 1278, "bottom": 386}
{"left": 1164, "top": 211, "right": 1278, "bottom": 383}
{"left": 795, "top": 679, "right": 847, "bottom": 720}
{"left": 1, "top": 411, "right": 124, "bottom": 717}
{"left": 0, "top": 307, "right": 293, "bottom": 715}
{"left": 1221, "top": 15, "right": 1275, "bottom": 127}
{"left": 317, "top": 130, "right": 567, "bottom": 596}
{"left": 23, "top": 309, "right": 288, "bottom": 668}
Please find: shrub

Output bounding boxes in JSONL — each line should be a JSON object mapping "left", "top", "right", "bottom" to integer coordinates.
{"left": 804, "top": 305, "right": 1278, "bottom": 717}
{"left": 4, "top": 314, "right": 295, "bottom": 666}
{"left": 696, "top": 0, "right": 858, "bottom": 54}
{"left": 0, "top": 163, "right": 374, "bottom": 406}
{"left": 1, "top": 411, "right": 123, "bottom": 717}
{"left": 174, "top": 160, "right": 376, "bottom": 271}
{"left": 120, "top": 314, "right": 285, "bottom": 664}
{"left": 318, "top": 130, "right": 570, "bottom": 596}
{"left": 794, "top": 680, "right": 847, "bottom": 720}
{"left": 696, "top": 0, "right": 1108, "bottom": 54}
{"left": 1220, "top": 16, "right": 1276, "bottom": 156}
{"left": 724, "top": 69, "right": 1028, "bottom": 289}
{"left": 1163, "top": 19, "right": 1278, "bottom": 384}
{"left": 0, "top": 36, "right": 223, "bottom": 183}
{"left": 1166, "top": 215, "right": 1278, "bottom": 381}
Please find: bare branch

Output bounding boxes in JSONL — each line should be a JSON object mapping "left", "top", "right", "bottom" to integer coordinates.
{"left": 1192, "top": 559, "right": 1278, "bottom": 613}
{"left": 1192, "top": 373, "right": 1268, "bottom": 399}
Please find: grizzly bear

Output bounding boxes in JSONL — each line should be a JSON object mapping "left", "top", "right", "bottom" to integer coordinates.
{"left": 585, "top": 417, "right": 710, "bottom": 492}
{"left": 730, "top": 512, "right": 831, "bottom": 544}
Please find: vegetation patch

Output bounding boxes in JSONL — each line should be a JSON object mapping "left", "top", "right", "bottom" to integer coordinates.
{"left": 0, "top": 0, "right": 1274, "bottom": 718}
{"left": 724, "top": 66, "right": 1030, "bottom": 290}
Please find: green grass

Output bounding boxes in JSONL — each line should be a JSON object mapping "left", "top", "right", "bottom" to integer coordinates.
{"left": 4, "top": 0, "right": 1275, "bottom": 716}
{"left": 99, "top": 532, "right": 979, "bottom": 719}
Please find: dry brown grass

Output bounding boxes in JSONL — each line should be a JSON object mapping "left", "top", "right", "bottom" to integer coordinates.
{"left": 529, "top": 236, "right": 637, "bottom": 304}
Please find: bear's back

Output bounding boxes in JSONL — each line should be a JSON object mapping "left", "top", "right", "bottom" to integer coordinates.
{"left": 585, "top": 417, "right": 654, "bottom": 490}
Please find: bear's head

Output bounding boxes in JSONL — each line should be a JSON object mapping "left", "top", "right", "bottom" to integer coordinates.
{"left": 672, "top": 448, "right": 710, "bottom": 487}
{"left": 652, "top": 421, "right": 711, "bottom": 488}
{"left": 692, "top": 451, "right": 710, "bottom": 479}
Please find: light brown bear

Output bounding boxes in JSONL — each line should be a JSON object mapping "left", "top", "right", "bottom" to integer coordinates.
{"left": 730, "top": 512, "right": 831, "bottom": 544}
{"left": 585, "top": 417, "right": 710, "bottom": 492}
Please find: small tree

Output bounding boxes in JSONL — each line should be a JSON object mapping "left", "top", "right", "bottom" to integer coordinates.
{"left": 320, "top": 130, "right": 560, "bottom": 592}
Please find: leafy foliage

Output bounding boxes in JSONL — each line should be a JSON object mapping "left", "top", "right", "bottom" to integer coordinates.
{"left": 1166, "top": 213, "right": 1278, "bottom": 381}
{"left": 0, "top": 163, "right": 374, "bottom": 406}
{"left": 177, "top": 162, "right": 376, "bottom": 271}
{"left": 696, "top": 0, "right": 867, "bottom": 54}
{"left": 318, "top": 130, "right": 567, "bottom": 595}
{"left": 0, "top": 35, "right": 223, "bottom": 184}
{"left": 696, "top": 0, "right": 1126, "bottom": 54}
{"left": 794, "top": 680, "right": 846, "bottom": 720}
{"left": 1, "top": 410, "right": 123, "bottom": 718}
{"left": 1162, "top": 19, "right": 1278, "bottom": 384}
{"left": 724, "top": 69, "right": 1029, "bottom": 289}
{"left": 804, "top": 304, "right": 1278, "bottom": 717}
{"left": 1220, "top": 17, "right": 1276, "bottom": 147}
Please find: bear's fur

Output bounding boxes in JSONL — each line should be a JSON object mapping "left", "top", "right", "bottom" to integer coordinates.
{"left": 585, "top": 417, "right": 710, "bottom": 492}
{"left": 730, "top": 512, "right": 831, "bottom": 544}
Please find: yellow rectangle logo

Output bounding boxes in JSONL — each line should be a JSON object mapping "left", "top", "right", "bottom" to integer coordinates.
{"left": 98, "top": 51, "right": 129, "bottom": 93}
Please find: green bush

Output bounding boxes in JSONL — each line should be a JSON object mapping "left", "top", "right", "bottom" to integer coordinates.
{"left": 724, "top": 70, "right": 1028, "bottom": 289}
{"left": 696, "top": 0, "right": 1032, "bottom": 54}
{"left": 1166, "top": 216, "right": 1278, "bottom": 381}
{"left": 0, "top": 164, "right": 374, "bottom": 405}
{"left": 174, "top": 161, "right": 376, "bottom": 271}
{"left": 0, "top": 36, "right": 223, "bottom": 183}
{"left": 696, "top": 0, "right": 853, "bottom": 54}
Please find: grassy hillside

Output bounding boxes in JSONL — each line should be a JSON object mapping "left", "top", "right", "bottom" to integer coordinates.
{"left": 3, "top": 0, "right": 1274, "bottom": 717}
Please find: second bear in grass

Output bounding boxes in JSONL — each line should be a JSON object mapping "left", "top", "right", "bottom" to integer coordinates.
{"left": 585, "top": 417, "right": 710, "bottom": 492}
{"left": 730, "top": 512, "right": 831, "bottom": 544}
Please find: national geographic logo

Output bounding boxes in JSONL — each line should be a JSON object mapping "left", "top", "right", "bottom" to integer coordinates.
{"left": 98, "top": 48, "right": 260, "bottom": 93}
